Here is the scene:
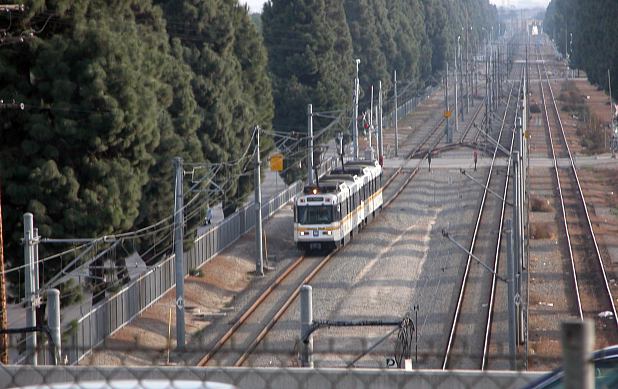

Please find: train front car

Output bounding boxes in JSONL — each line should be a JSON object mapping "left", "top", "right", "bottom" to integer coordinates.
{"left": 294, "top": 183, "right": 345, "bottom": 252}
{"left": 293, "top": 160, "right": 383, "bottom": 252}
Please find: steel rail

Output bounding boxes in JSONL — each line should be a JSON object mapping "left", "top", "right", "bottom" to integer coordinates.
{"left": 536, "top": 50, "right": 584, "bottom": 320}
{"left": 233, "top": 99, "right": 487, "bottom": 367}
{"left": 481, "top": 65, "right": 524, "bottom": 370}
{"left": 197, "top": 88, "right": 455, "bottom": 367}
{"left": 542, "top": 51, "right": 618, "bottom": 328}
{"left": 442, "top": 67, "right": 517, "bottom": 370}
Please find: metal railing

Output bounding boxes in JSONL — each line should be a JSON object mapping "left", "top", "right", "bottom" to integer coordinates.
{"left": 382, "top": 86, "right": 435, "bottom": 129}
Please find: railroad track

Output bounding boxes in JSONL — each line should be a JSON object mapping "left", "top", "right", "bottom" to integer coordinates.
{"left": 196, "top": 86, "right": 484, "bottom": 368}
{"left": 529, "top": 42, "right": 618, "bottom": 361}
{"left": 442, "top": 63, "right": 522, "bottom": 370}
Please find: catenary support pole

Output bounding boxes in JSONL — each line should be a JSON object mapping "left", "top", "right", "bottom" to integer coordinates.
{"left": 173, "top": 157, "right": 185, "bottom": 350}
{"left": 353, "top": 59, "right": 360, "bottom": 159}
{"left": 254, "top": 127, "right": 264, "bottom": 277}
{"left": 562, "top": 320, "right": 594, "bottom": 389}
{"left": 47, "top": 288, "right": 61, "bottom": 365}
{"left": 0, "top": 185, "right": 7, "bottom": 364}
{"left": 378, "top": 81, "right": 384, "bottom": 165}
{"left": 394, "top": 70, "right": 399, "bottom": 157}
{"left": 23, "top": 213, "right": 37, "bottom": 365}
{"left": 300, "top": 285, "right": 313, "bottom": 367}
{"left": 369, "top": 85, "right": 374, "bottom": 150}
{"left": 307, "top": 104, "right": 314, "bottom": 186}
{"left": 455, "top": 36, "right": 460, "bottom": 135}
{"left": 506, "top": 219, "right": 517, "bottom": 370}
{"left": 445, "top": 62, "right": 451, "bottom": 143}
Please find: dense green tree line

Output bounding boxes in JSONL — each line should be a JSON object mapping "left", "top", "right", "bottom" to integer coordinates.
{"left": 0, "top": 0, "right": 272, "bottom": 297}
{"left": 544, "top": 0, "right": 618, "bottom": 99}
{"left": 0, "top": 0, "right": 496, "bottom": 300}
{"left": 262, "top": 0, "right": 497, "bottom": 182}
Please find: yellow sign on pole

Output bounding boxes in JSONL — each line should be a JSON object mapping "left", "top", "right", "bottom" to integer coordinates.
{"left": 444, "top": 110, "right": 452, "bottom": 118}
{"left": 270, "top": 153, "right": 284, "bottom": 172}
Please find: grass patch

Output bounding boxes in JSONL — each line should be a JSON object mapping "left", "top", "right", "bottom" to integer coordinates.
{"left": 530, "top": 222, "right": 556, "bottom": 240}
{"left": 531, "top": 195, "right": 554, "bottom": 212}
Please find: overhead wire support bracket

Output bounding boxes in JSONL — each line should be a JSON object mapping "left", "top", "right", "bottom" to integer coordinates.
{"left": 460, "top": 169, "right": 512, "bottom": 206}
{"left": 441, "top": 229, "right": 507, "bottom": 283}
{"left": 484, "top": 132, "right": 511, "bottom": 156}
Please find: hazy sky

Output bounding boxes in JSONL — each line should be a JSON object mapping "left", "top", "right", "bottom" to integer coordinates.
{"left": 241, "top": 0, "right": 551, "bottom": 14}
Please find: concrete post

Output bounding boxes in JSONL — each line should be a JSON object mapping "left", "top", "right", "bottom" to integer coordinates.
{"left": 254, "top": 127, "right": 264, "bottom": 277}
{"left": 173, "top": 157, "right": 185, "bottom": 350}
{"left": 506, "top": 219, "right": 517, "bottom": 370}
{"left": 47, "top": 288, "right": 61, "bottom": 365}
{"left": 394, "top": 70, "right": 399, "bottom": 157}
{"left": 378, "top": 81, "right": 384, "bottom": 166}
{"left": 300, "top": 285, "right": 313, "bottom": 368}
{"left": 23, "top": 213, "right": 37, "bottom": 365}
{"left": 561, "top": 320, "right": 594, "bottom": 389}
{"left": 307, "top": 104, "right": 314, "bottom": 186}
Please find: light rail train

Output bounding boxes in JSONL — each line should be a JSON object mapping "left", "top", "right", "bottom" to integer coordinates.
{"left": 294, "top": 160, "right": 383, "bottom": 251}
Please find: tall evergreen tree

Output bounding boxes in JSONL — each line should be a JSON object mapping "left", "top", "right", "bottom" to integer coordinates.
{"left": 156, "top": 0, "right": 274, "bottom": 215}
{"left": 263, "top": 0, "right": 354, "bottom": 183}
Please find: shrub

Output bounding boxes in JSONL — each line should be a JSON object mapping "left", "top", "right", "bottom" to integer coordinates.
{"left": 531, "top": 195, "right": 554, "bottom": 212}
{"left": 530, "top": 222, "right": 556, "bottom": 240}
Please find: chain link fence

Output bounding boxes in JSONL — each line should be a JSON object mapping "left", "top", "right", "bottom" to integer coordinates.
{"left": 0, "top": 365, "right": 542, "bottom": 389}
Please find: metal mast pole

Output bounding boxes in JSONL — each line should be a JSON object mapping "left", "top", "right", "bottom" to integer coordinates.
{"left": 378, "top": 81, "right": 384, "bottom": 165}
{"left": 466, "top": 25, "right": 470, "bottom": 113}
{"left": 173, "top": 157, "right": 185, "bottom": 350}
{"left": 307, "top": 104, "right": 314, "bottom": 185}
{"left": 445, "top": 62, "right": 451, "bottom": 143}
{"left": 0, "top": 184, "right": 7, "bottom": 364}
{"left": 456, "top": 36, "right": 460, "bottom": 134}
{"left": 369, "top": 85, "right": 374, "bottom": 150}
{"left": 353, "top": 59, "right": 360, "bottom": 160}
{"left": 24, "top": 213, "right": 37, "bottom": 364}
{"left": 254, "top": 127, "right": 264, "bottom": 277}
{"left": 394, "top": 70, "right": 399, "bottom": 157}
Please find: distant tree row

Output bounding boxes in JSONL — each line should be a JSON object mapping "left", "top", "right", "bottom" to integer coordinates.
{"left": 544, "top": 0, "right": 618, "bottom": 99}
{"left": 262, "top": 0, "right": 498, "bottom": 182}
{"left": 0, "top": 0, "right": 497, "bottom": 299}
{"left": 0, "top": 0, "right": 272, "bottom": 296}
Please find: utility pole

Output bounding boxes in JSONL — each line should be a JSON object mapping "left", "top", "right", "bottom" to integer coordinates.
{"left": 353, "top": 59, "right": 360, "bottom": 160}
{"left": 307, "top": 104, "right": 314, "bottom": 186}
{"left": 377, "top": 81, "right": 384, "bottom": 166}
{"left": 254, "top": 127, "right": 264, "bottom": 277}
{"left": 466, "top": 25, "right": 471, "bottom": 113}
{"left": 173, "top": 157, "right": 185, "bottom": 350}
{"left": 394, "top": 70, "right": 399, "bottom": 157}
{"left": 455, "top": 36, "right": 460, "bottom": 134}
{"left": 23, "top": 213, "right": 38, "bottom": 364}
{"left": 369, "top": 85, "right": 374, "bottom": 150}
{"left": 506, "top": 219, "right": 517, "bottom": 370}
{"left": 445, "top": 62, "right": 451, "bottom": 143}
{"left": 0, "top": 184, "right": 7, "bottom": 364}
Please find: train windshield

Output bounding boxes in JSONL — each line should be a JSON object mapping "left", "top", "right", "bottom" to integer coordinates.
{"left": 296, "top": 205, "right": 333, "bottom": 225}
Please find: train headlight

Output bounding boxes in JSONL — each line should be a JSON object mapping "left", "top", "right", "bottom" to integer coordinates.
{"left": 300, "top": 231, "right": 310, "bottom": 236}
{"left": 323, "top": 230, "right": 332, "bottom": 236}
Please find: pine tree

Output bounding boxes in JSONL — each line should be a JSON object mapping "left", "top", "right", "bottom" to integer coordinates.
{"left": 263, "top": 0, "right": 353, "bottom": 183}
